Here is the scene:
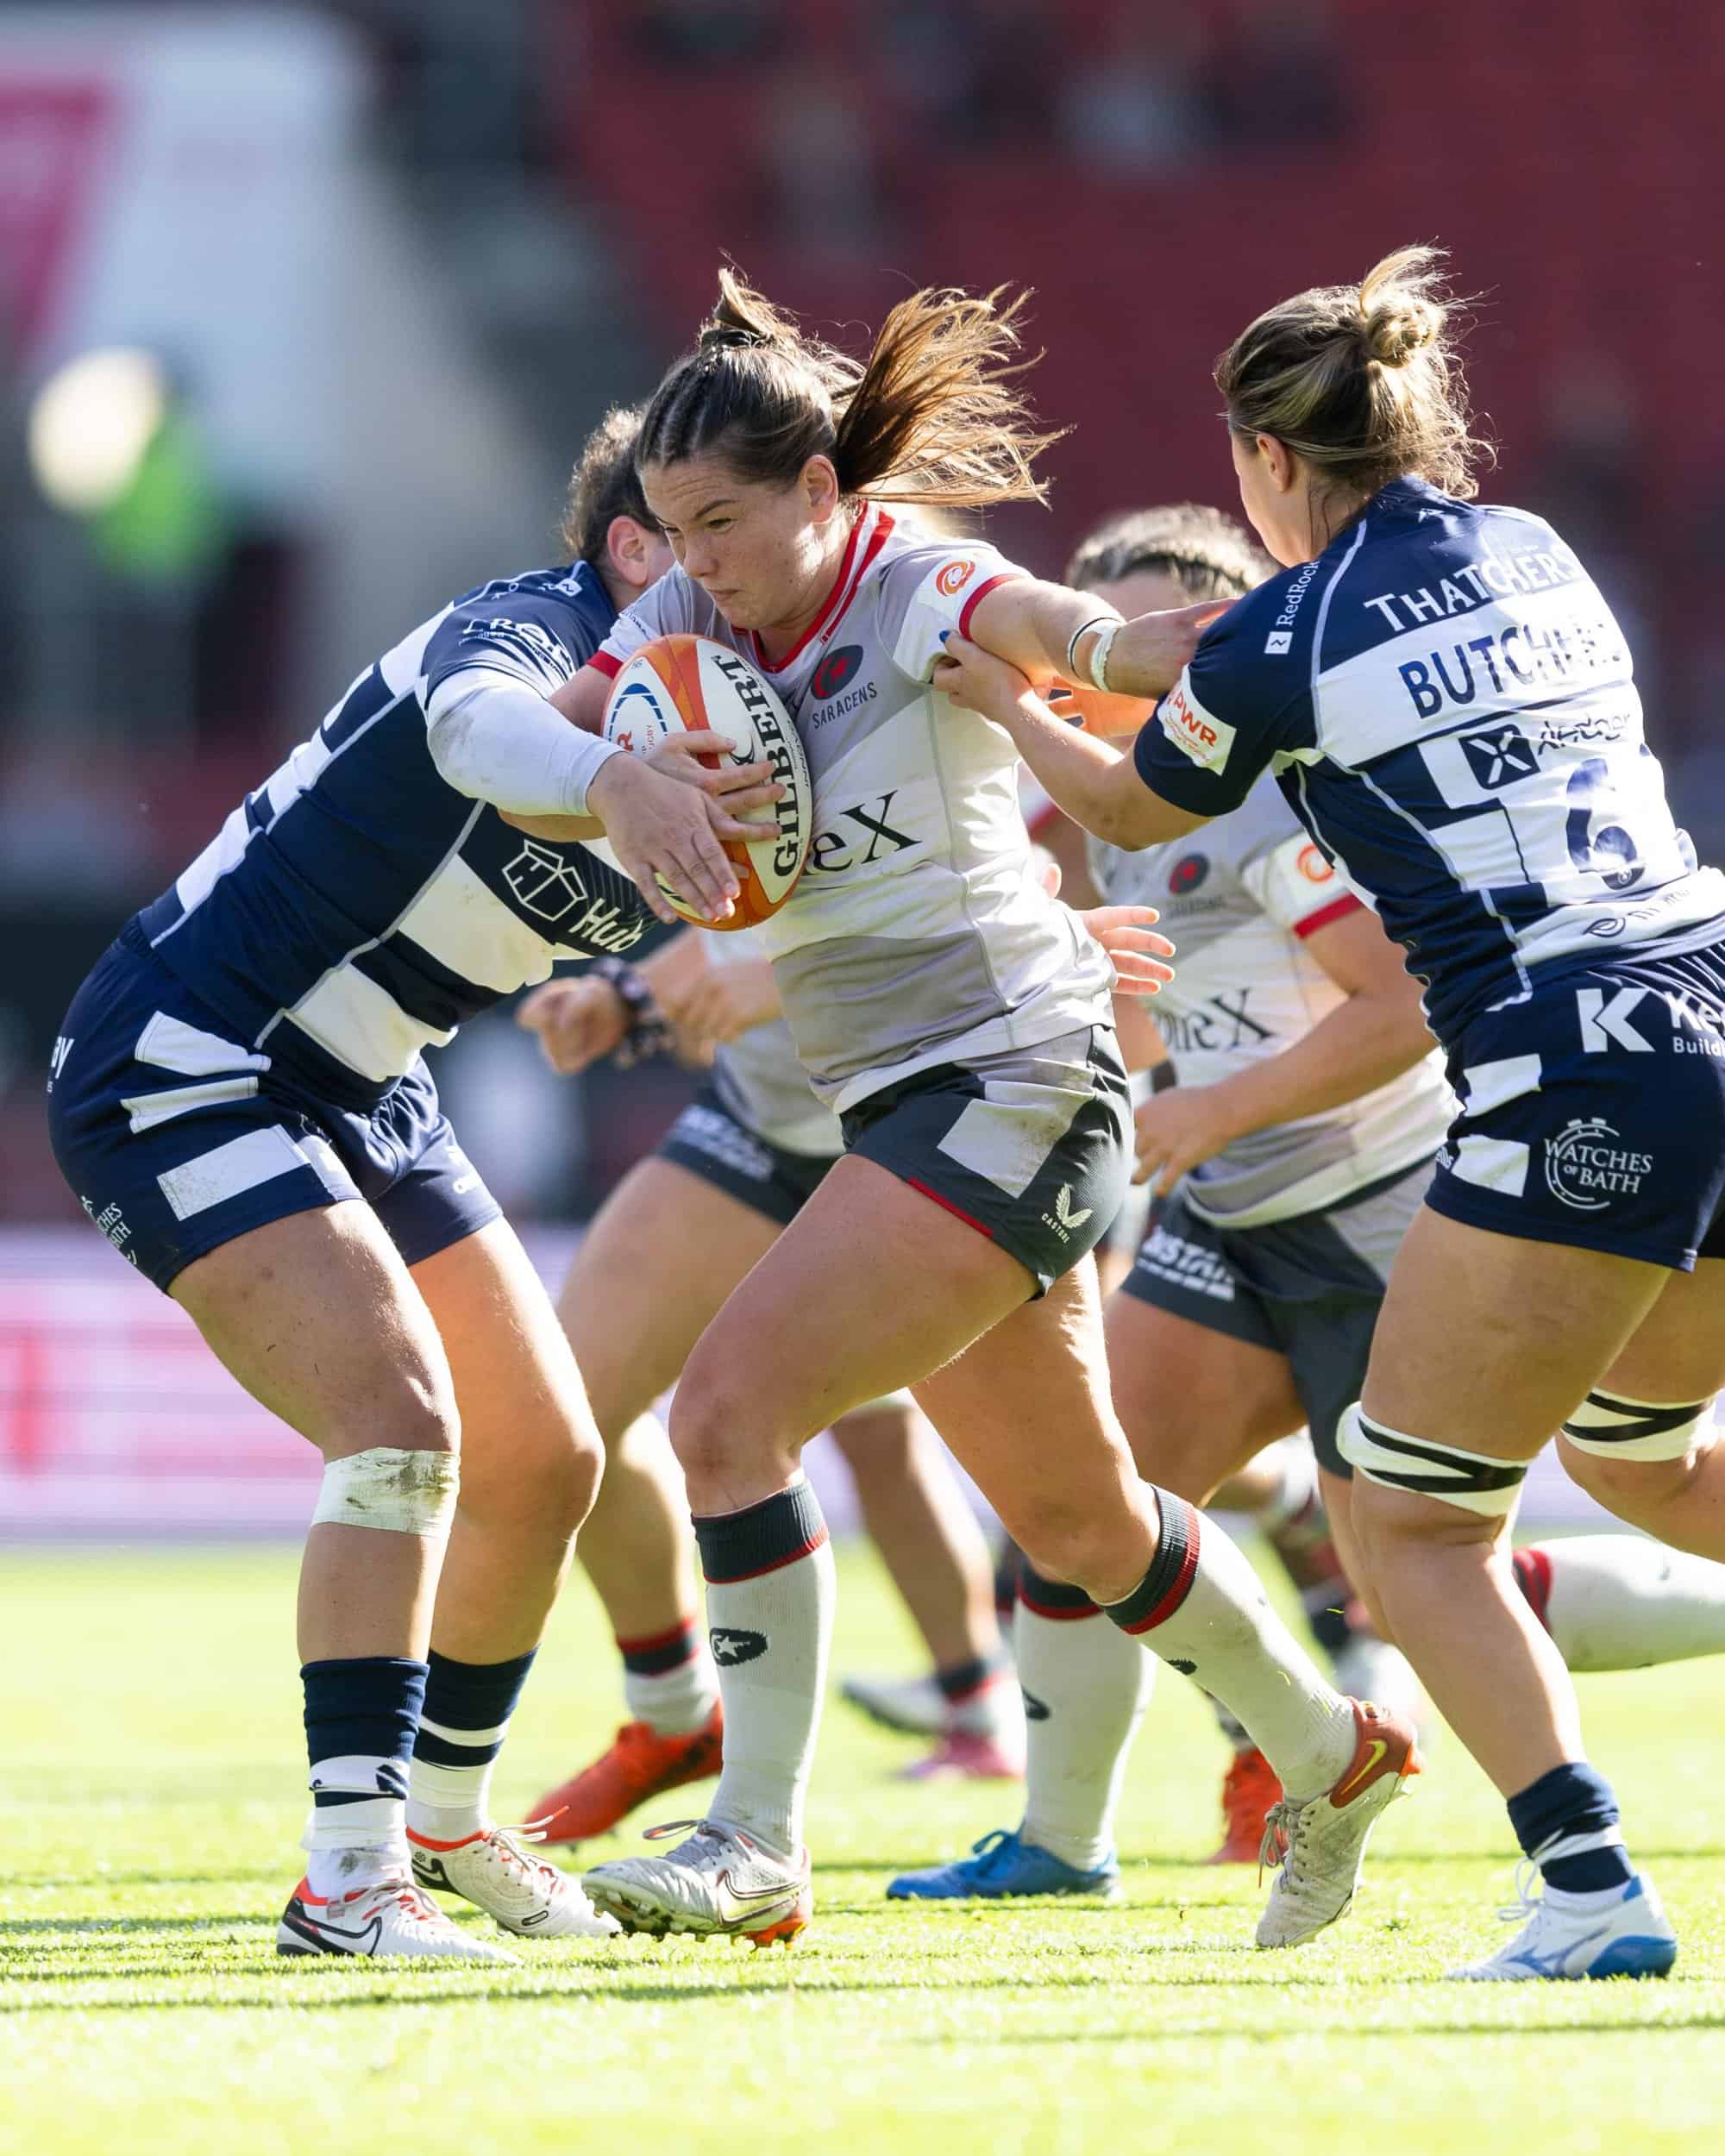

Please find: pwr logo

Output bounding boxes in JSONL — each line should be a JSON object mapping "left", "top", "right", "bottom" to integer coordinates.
{"left": 504, "top": 840, "right": 588, "bottom": 923}
{"left": 935, "top": 560, "right": 976, "bottom": 599}
{"left": 1158, "top": 683, "right": 1237, "bottom": 772}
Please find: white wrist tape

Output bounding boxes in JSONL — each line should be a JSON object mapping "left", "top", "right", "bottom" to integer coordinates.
{"left": 1338, "top": 1402, "right": 1527, "bottom": 1518}
{"left": 424, "top": 667, "right": 622, "bottom": 817}
{"left": 1560, "top": 1389, "right": 1713, "bottom": 1462}
{"left": 1065, "top": 614, "right": 1118, "bottom": 680}
{"left": 310, "top": 1446, "right": 459, "bottom": 1537}
{"left": 1087, "top": 619, "right": 1123, "bottom": 694}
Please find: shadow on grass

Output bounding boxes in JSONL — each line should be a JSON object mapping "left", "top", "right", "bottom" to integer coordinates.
{"left": 17, "top": 1945, "right": 1711, "bottom": 2015}
{"left": 919, "top": 2012, "right": 1725, "bottom": 2042}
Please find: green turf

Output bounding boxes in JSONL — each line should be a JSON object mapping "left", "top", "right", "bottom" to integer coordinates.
{"left": 3, "top": 1545, "right": 1722, "bottom": 2156}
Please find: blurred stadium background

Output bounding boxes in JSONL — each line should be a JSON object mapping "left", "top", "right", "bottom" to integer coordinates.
{"left": 3, "top": 0, "right": 1721, "bottom": 1534}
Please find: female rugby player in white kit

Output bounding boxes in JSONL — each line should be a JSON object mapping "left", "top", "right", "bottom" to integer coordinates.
{"left": 44, "top": 409, "right": 781, "bottom": 1960}
{"left": 538, "top": 271, "right": 1422, "bottom": 1951}
{"left": 936, "top": 247, "right": 1725, "bottom": 1980}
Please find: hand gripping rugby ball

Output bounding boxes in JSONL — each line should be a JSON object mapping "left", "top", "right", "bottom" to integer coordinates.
{"left": 602, "top": 634, "right": 812, "bottom": 930}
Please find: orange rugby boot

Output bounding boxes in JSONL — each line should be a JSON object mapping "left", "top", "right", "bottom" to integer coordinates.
{"left": 1206, "top": 1745, "right": 1284, "bottom": 1865}
{"left": 532, "top": 1702, "right": 724, "bottom": 1846}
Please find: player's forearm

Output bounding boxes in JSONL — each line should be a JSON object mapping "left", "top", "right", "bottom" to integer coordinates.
{"left": 637, "top": 929, "right": 708, "bottom": 1004}
{"left": 992, "top": 684, "right": 1203, "bottom": 849}
{"left": 976, "top": 578, "right": 1120, "bottom": 680}
{"left": 425, "top": 667, "right": 623, "bottom": 816}
{"left": 1112, "top": 993, "right": 1169, "bottom": 1075}
{"left": 1201, "top": 989, "right": 1434, "bottom": 1140}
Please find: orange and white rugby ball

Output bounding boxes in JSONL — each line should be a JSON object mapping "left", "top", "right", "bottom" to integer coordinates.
{"left": 602, "top": 634, "right": 812, "bottom": 930}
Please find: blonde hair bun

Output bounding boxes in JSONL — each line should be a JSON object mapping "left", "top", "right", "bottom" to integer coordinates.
{"left": 1359, "top": 246, "right": 1446, "bottom": 367}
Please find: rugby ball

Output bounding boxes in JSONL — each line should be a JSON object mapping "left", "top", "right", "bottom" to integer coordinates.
{"left": 603, "top": 634, "right": 812, "bottom": 930}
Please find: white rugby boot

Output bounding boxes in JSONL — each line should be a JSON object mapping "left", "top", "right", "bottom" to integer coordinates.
{"left": 277, "top": 1871, "right": 518, "bottom": 1962}
{"left": 838, "top": 1670, "right": 947, "bottom": 1736}
{"left": 409, "top": 1822, "right": 620, "bottom": 1940}
{"left": 584, "top": 1817, "right": 812, "bottom": 1945}
{"left": 1450, "top": 1869, "right": 1677, "bottom": 1981}
{"left": 1255, "top": 1699, "right": 1421, "bottom": 1949}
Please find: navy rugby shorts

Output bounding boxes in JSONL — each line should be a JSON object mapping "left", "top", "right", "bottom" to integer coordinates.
{"left": 47, "top": 924, "right": 500, "bottom": 1293}
{"left": 1119, "top": 1157, "right": 1433, "bottom": 1476}
{"left": 1425, "top": 934, "right": 1725, "bottom": 1271}
{"left": 839, "top": 1026, "right": 1132, "bottom": 1295}
{"left": 656, "top": 1082, "right": 835, "bottom": 1228}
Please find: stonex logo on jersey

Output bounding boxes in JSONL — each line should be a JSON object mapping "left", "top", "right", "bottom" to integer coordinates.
{"left": 1158, "top": 680, "right": 1237, "bottom": 772}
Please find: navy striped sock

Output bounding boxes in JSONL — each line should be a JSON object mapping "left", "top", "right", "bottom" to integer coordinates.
{"left": 1507, "top": 1762, "right": 1634, "bottom": 1893}
{"left": 406, "top": 1648, "right": 536, "bottom": 1841}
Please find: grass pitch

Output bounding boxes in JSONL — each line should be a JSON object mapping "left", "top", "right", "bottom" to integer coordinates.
{"left": 3, "top": 1545, "right": 1722, "bottom": 2156}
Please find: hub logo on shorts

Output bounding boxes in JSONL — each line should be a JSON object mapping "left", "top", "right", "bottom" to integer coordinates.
{"left": 1543, "top": 1117, "right": 1654, "bottom": 1211}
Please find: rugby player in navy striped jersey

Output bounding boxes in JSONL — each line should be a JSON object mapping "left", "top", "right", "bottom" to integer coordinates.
{"left": 46, "top": 407, "right": 780, "bottom": 1959}
{"left": 936, "top": 248, "right": 1725, "bottom": 1981}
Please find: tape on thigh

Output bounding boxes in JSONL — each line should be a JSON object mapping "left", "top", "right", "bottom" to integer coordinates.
{"left": 310, "top": 1446, "right": 459, "bottom": 1536}
{"left": 1336, "top": 1401, "right": 1527, "bottom": 1518}
{"left": 1561, "top": 1388, "right": 1713, "bottom": 1462}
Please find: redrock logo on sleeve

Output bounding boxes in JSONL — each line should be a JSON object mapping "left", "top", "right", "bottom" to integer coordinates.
{"left": 1158, "top": 682, "right": 1236, "bottom": 771}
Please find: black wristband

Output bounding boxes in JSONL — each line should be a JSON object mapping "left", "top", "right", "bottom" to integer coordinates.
{"left": 591, "top": 956, "right": 674, "bottom": 1069}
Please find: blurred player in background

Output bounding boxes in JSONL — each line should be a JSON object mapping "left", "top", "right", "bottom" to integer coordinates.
{"left": 899, "top": 502, "right": 1725, "bottom": 1902}
{"left": 44, "top": 405, "right": 781, "bottom": 1962}
{"left": 540, "top": 269, "right": 1421, "bottom": 1952}
{"left": 933, "top": 247, "right": 1725, "bottom": 1980}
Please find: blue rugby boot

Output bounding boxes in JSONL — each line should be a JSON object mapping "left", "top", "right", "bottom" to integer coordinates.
{"left": 887, "top": 1827, "right": 1120, "bottom": 1902}
{"left": 1450, "top": 1869, "right": 1678, "bottom": 1980}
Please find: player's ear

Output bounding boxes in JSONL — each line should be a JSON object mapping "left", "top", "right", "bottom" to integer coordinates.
{"left": 606, "top": 515, "right": 658, "bottom": 591}
{"left": 800, "top": 454, "right": 842, "bottom": 526}
{"left": 1257, "top": 434, "right": 1299, "bottom": 495}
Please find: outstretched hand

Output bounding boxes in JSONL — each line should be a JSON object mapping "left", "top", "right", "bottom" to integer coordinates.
{"left": 1077, "top": 905, "right": 1175, "bottom": 995}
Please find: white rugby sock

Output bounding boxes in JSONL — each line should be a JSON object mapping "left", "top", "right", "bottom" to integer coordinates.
{"left": 1107, "top": 1491, "right": 1356, "bottom": 1802}
{"left": 1519, "top": 1536, "right": 1725, "bottom": 1672}
{"left": 693, "top": 1483, "right": 835, "bottom": 1858}
{"left": 1016, "top": 1570, "right": 1155, "bottom": 1871}
{"left": 619, "top": 1615, "right": 722, "bottom": 1736}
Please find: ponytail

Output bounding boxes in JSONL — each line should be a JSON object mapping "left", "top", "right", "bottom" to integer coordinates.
{"left": 637, "top": 267, "right": 1063, "bottom": 511}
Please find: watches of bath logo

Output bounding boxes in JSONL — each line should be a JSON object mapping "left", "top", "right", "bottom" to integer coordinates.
{"left": 1543, "top": 1118, "right": 1653, "bottom": 1212}
{"left": 505, "top": 839, "right": 588, "bottom": 923}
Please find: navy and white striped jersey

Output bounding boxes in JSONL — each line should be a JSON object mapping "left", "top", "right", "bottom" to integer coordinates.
{"left": 136, "top": 563, "right": 653, "bottom": 1107}
{"left": 1133, "top": 477, "right": 1725, "bottom": 1044}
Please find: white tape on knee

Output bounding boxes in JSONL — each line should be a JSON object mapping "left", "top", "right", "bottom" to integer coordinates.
{"left": 310, "top": 1446, "right": 459, "bottom": 1537}
{"left": 1561, "top": 1389, "right": 1713, "bottom": 1462}
{"left": 1337, "top": 1402, "right": 1527, "bottom": 1519}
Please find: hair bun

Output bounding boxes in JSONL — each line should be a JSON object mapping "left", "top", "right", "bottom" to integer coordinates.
{"left": 1361, "top": 296, "right": 1440, "bottom": 368}
{"left": 699, "top": 323, "right": 767, "bottom": 354}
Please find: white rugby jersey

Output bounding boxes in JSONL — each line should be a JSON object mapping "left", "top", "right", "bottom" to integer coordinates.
{"left": 706, "top": 929, "right": 844, "bottom": 1157}
{"left": 1134, "top": 477, "right": 1725, "bottom": 1046}
{"left": 592, "top": 507, "right": 1113, "bottom": 1111}
{"left": 137, "top": 564, "right": 654, "bottom": 1106}
{"left": 1093, "top": 780, "right": 1452, "bottom": 1227}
